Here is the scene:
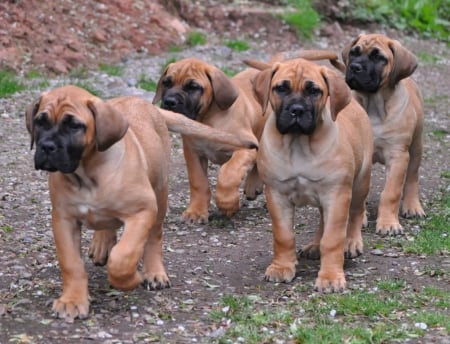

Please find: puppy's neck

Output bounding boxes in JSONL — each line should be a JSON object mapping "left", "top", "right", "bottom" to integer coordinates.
{"left": 66, "top": 141, "right": 126, "bottom": 190}
{"left": 355, "top": 85, "right": 407, "bottom": 122}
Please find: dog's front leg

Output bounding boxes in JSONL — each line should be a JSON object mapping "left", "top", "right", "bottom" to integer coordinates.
{"left": 264, "top": 186, "right": 298, "bottom": 283}
{"left": 216, "top": 148, "right": 258, "bottom": 217}
{"left": 377, "top": 150, "right": 409, "bottom": 235}
{"left": 182, "top": 137, "right": 211, "bottom": 223}
{"left": 315, "top": 192, "right": 350, "bottom": 293}
{"left": 107, "top": 209, "right": 157, "bottom": 290}
{"left": 51, "top": 209, "right": 89, "bottom": 323}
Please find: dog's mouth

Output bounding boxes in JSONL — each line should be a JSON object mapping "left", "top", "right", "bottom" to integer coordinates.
{"left": 161, "top": 92, "right": 199, "bottom": 120}
{"left": 345, "top": 58, "right": 383, "bottom": 93}
{"left": 34, "top": 138, "right": 82, "bottom": 173}
{"left": 276, "top": 101, "right": 317, "bottom": 135}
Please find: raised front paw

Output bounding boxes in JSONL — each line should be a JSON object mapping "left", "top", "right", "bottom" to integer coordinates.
{"left": 298, "top": 243, "right": 320, "bottom": 260}
{"left": 88, "top": 230, "right": 117, "bottom": 266}
{"left": 376, "top": 219, "right": 404, "bottom": 236}
{"left": 314, "top": 272, "right": 346, "bottom": 293}
{"left": 215, "top": 191, "right": 240, "bottom": 218}
{"left": 52, "top": 296, "right": 89, "bottom": 323}
{"left": 264, "top": 263, "right": 296, "bottom": 283}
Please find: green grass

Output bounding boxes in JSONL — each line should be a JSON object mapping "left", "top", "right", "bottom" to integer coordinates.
{"left": 2, "top": 225, "right": 13, "bottom": 233}
{"left": 221, "top": 67, "right": 239, "bottom": 77}
{"left": 281, "top": 0, "right": 321, "bottom": 39}
{"left": 137, "top": 74, "right": 157, "bottom": 92}
{"left": 431, "top": 128, "right": 449, "bottom": 140}
{"left": 186, "top": 31, "right": 207, "bottom": 46}
{"left": 330, "top": 0, "right": 450, "bottom": 41}
{"left": 225, "top": 39, "right": 250, "bottom": 52}
{"left": 0, "top": 69, "right": 25, "bottom": 97}
{"left": 402, "top": 190, "right": 450, "bottom": 255}
{"left": 209, "top": 281, "right": 450, "bottom": 343}
{"left": 98, "top": 63, "right": 124, "bottom": 77}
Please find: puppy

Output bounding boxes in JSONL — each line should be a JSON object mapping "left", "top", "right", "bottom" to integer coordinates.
{"left": 153, "top": 58, "right": 267, "bottom": 223}
{"left": 25, "top": 85, "right": 257, "bottom": 322}
{"left": 342, "top": 33, "right": 425, "bottom": 235}
{"left": 253, "top": 58, "right": 373, "bottom": 292}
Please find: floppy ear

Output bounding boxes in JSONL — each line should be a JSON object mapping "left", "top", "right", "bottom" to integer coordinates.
{"left": 321, "top": 67, "right": 352, "bottom": 121}
{"left": 207, "top": 67, "right": 239, "bottom": 110}
{"left": 152, "top": 64, "right": 172, "bottom": 105}
{"left": 87, "top": 99, "right": 129, "bottom": 152}
{"left": 341, "top": 35, "right": 361, "bottom": 67}
{"left": 25, "top": 96, "right": 42, "bottom": 150}
{"left": 388, "top": 39, "right": 418, "bottom": 86}
{"left": 253, "top": 65, "right": 278, "bottom": 114}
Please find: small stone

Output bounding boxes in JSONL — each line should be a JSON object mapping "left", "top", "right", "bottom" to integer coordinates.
{"left": 371, "top": 249, "right": 384, "bottom": 256}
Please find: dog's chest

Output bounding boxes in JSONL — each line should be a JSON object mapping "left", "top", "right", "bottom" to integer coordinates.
{"left": 271, "top": 173, "right": 321, "bottom": 207}
{"left": 76, "top": 203, "right": 123, "bottom": 230}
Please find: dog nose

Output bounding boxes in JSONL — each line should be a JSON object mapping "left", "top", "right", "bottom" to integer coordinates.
{"left": 289, "top": 103, "right": 305, "bottom": 117}
{"left": 162, "top": 96, "right": 178, "bottom": 109}
{"left": 349, "top": 62, "right": 363, "bottom": 73}
{"left": 40, "top": 141, "right": 57, "bottom": 154}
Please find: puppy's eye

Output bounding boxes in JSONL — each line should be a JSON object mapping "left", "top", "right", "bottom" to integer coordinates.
{"left": 184, "top": 81, "right": 202, "bottom": 92}
{"left": 162, "top": 77, "right": 172, "bottom": 88}
{"left": 304, "top": 82, "right": 321, "bottom": 97}
{"left": 63, "top": 115, "right": 86, "bottom": 132}
{"left": 370, "top": 49, "right": 386, "bottom": 63}
{"left": 273, "top": 81, "right": 290, "bottom": 94}
{"left": 349, "top": 47, "right": 361, "bottom": 57}
{"left": 34, "top": 112, "right": 52, "bottom": 130}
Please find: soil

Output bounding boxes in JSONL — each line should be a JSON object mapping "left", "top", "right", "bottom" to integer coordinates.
{"left": 0, "top": 1, "right": 449, "bottom": 343}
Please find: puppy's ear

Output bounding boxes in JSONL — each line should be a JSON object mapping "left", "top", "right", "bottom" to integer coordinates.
{"left": 341, "top": 35, "right": 361, "bottom": 67}
{"left": 321, "top": 68, "right": 352, "bottom": 121}
{"left": 388, "top": 39, "right": 418, "bottom": 86}
{"left": 207, "top": 67, "right": 239, "bottom": 110}
{"left": 253, "top": 64, "right": 278, "bottom": 114}
{"left": 25, "top": 96, "right": 42, "bottom": 150}
{"left": 87, "top": 99, "right": 129, "bottom": 152}
{"left": 153, "top": 64, "right": 172, "bottom": 105}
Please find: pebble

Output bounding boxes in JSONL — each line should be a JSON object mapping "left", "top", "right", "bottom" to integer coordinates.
{"left": 371, "top": 249, "right": 384, "bottom": 256}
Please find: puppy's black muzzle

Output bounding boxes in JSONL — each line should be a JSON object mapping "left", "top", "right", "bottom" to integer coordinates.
{"left": 161, "top": 90, "right": 198, "bottom": 120}
{"left": 276, "top": 98, "right": 317, "bottom": 135}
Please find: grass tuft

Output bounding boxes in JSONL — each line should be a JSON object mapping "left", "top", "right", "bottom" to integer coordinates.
{"left": 0, "top": 70, "right": 25, "bottom": 97}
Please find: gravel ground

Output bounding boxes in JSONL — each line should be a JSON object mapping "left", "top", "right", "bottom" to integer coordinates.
{"left": 1, "top": 28, "right": 450, "bottom": 343}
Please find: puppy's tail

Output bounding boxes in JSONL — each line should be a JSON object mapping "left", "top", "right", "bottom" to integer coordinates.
{"left": 244, "top": 49, "right": 346, "bottom": 73}
{"left": 158, "top": 108, "right": 258, "bottom": 151}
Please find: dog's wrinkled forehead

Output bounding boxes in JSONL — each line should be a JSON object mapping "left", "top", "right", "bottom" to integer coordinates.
{"left": 272, "top": 59, "right": 326, "bottom": 92}
{"left": 39, "top": 86, "right": 95, "bottom": 123}
{"left": 166, "top": 59, "right": 211, "bottom": 86}
{"left": 353, "top": 35, "right": 391, "bottom": 58}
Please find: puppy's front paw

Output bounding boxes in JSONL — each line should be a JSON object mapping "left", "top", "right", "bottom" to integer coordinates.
{"left": 142, "top": 272, "right": 171, "bottom": 290}
{"left": 52, "top": 296, "right": 89, "bottom": 323}
{"left": 344, "top": 238, "right": 363, "bottom": 259}
{"left": 298, "top": 243, "right": 320, "bottom": 260}
{"left": 215, "top": 192, "right": 240, "bottom": 218}
{"left": 401, "top": 203, "right": 426, "bottom": 218}
{"left": 314, "top": 273, "right": 346, "bottom": 293}
{"left": 88, "top": 230, "right": 117, "bottom": 266}
{"left": 182, "top": 208, "right": 209, "bottom": 224}
{"left": 376, "top": 220, "right": 404, "bottom": 236}
{"left": 264, "top": 263, "right": 296, "bottom": 283}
